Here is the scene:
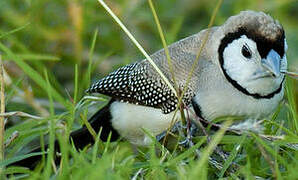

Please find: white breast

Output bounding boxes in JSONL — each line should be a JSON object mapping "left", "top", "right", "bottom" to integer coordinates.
{"left": 110, "top": 101, "right": 191, "bottom": 146}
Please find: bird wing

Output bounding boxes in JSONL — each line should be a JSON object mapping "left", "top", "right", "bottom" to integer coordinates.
{"left": 87, "top": 61, "right": 179, "bottom": 114}
{"left": 87, "top": 32, "right": 213, "bottom": 114}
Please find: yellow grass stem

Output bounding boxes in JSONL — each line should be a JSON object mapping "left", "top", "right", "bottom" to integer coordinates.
{"left": 147, "top": 0, "right": 178, "bottom": 92}
{"left": 163, "top": 0, "right": 223, "bottom": 144}
{"left": 0, "top": 55, "right": 5, "bottom": 177}
{"left": 177, "top": 0, "right": 223, "bottom": 111}
{"left": 147, "top": 0, "right": 188, "bottom": 126}
{"left": 96, "top": 0, "right": 177, "bottom": 97}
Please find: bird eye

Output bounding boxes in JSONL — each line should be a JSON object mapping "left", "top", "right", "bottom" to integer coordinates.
{"left": 242, "top": 44, "right": 252, "bottom": 59}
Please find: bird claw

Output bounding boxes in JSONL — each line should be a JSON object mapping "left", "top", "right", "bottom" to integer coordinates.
{"left": 178, "top": 136, "right": 192, "bottom": 148}
{"left": 155, "top": 122, "right": 182, "bottom": 142}
{"left": 156, "top": 120, "right": 199, "bottom": 148}
{"left": 156, "top": 131, "right": 167, "bottom": 142}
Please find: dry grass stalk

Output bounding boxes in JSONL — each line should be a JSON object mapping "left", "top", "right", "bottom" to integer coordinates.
{"left": 0, "top": 55, "right": 5, "bottom": 176}
{"left": 96, "top": 0, "right": 177, "bottom": 97}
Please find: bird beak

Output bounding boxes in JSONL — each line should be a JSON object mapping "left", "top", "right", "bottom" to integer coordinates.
{"left": 261, "top": 50, "right": 281, "bottom": 78}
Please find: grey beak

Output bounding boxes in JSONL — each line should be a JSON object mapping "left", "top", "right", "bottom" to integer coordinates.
{"left": 261, "top": 50, "right": 281, "bottom": 77}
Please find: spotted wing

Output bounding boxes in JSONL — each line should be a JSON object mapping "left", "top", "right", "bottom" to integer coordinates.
{"left": 87, "top": 62, "right": 178, "bottom": 114}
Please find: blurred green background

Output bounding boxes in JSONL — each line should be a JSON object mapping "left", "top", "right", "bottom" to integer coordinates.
{"left": 0, "top": 0, "right": 297, "bottom": 121}
{"left": 0, "top": 0, "right": 297, "bottom": 178}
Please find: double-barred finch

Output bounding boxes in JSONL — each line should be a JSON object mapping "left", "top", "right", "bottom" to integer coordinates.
{"left": 13, "top": 10, "right": 287, "bottom": 168}
{"left": 86, "top": 10, "right": 287, "bottom": 145}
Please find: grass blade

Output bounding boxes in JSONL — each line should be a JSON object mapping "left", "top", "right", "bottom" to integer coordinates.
{"left": 219, "top": 134, "right": 247, "bottom": 178}
{"left": 190, "top": 120, "right": 232, "bottom": 178}
{"left": 0, "top": 23, "right": 30, "bottom": 39}
{"left": 86, "top": 29, "right": 99, "bottom": 88}
{"left": 0, "top": 42, "right": 70, "bottom": 109}
{"left": 11, "top": 54, "right": 60, "bottom": 61}
{"left": 43, "top": 70, "right": 55, "bottom": 178}
{"left": 251, "top": 133, "right": 288, "bottom": 167}
{"left": 92, "top": 127, "right": 103, "bottom": 164}
{"left": 0, "top": 152, "right": 46, "bottom": 167}
{"left": 286, "top": 77, "right": 298, "bottom": 131}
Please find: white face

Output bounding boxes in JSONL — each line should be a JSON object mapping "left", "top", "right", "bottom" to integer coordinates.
{"left": 223, "top": 35, "right": 287, "bottom": 96}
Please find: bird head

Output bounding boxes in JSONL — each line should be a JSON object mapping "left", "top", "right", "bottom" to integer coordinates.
{"left": 218, "top": 11, "right": 287, "bottom": 98}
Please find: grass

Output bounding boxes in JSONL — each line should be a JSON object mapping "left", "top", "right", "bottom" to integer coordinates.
{"left": 0, "top": 55, "right": 6, "bottom": 179}
{"left": 0, "top": 0, "right": 297, "bottom": 179}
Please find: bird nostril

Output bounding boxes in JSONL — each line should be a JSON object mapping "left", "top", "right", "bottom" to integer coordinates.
{"left": 270, "top": 71, "right": 279, "bottom": 78}
{"left": 264, "top": 70, "right": 277, "bottom": 78}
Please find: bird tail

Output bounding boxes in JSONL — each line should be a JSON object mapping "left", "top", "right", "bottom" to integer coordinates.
{"left": 10, "top": 99, "right": 119, "bottom": 169}
{"left": 70, "top": 99, "right": 119, "bottom": 149}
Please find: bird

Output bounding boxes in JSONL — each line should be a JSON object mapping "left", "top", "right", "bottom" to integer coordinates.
{"left": 12, "top": 10, "right": 287, "bottom": 168}
{"left": 84, "top": 10, "right": 287, "bottom": 146}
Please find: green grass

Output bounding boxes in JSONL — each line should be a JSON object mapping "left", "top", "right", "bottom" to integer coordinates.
{"left": 0, "top": 0, "right": 297, "bottom": 179}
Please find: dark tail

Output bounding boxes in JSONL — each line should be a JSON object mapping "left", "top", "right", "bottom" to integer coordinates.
{"left": 10, "top": 100, "right": 119, "bottom": 169}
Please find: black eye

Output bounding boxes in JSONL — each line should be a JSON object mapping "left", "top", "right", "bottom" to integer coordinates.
{"left": 242, "top": 45, "right": 252, "bottom": 59}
